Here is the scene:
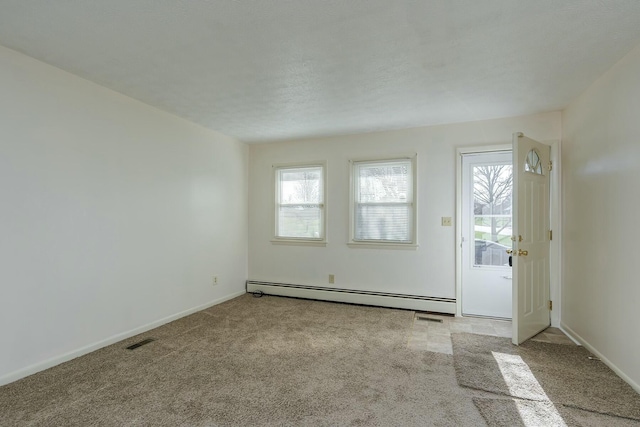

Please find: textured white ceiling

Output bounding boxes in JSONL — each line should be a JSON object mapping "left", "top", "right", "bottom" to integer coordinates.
{"left": 1, "top": 1, "right": 640, "bottom": 143}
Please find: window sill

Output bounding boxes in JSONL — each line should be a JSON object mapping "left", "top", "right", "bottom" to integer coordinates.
{"left": 271, "top": 239, "right": 327, "bottom": 247}
{"left": 347, "top": 242, "right": 418, "bottom": 250}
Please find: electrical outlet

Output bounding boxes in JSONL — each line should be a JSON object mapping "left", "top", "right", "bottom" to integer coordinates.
{"left": 441, "top": 217, "right": 452, "bottom": 226}
{"left": 329, "top": 274, "right": 335, "bottom": 284}
{"left": 213, "top": 275, "right": 218, "bottom": 286}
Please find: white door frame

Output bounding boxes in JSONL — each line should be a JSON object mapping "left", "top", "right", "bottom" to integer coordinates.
{"left": 455, "top": 141, "right": 562, "bottom": 327}
{"left": 461, "top": 150, "right": 513, "bottom": 318}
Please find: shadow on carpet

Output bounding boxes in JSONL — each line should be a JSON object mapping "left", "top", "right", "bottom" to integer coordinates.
{"left": 451, "top": 332, "right": 640, "bottom": 422}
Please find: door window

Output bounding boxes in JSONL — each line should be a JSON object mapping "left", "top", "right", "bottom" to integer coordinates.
{"left": 472, "top": 164, "right": 513, "bottom": 266}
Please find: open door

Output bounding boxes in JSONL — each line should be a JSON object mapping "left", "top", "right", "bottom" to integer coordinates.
{"left": 512, "top": 132, "right": 551, "bottom": 345}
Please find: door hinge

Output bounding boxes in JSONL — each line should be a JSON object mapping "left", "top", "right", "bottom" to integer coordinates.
{"left": 549, "top": 230, "right": 553, "bottom": 241}
{"left": 549, "top": 300, "right": 553, "bottom": 310}
{"left": 548, "top": 161, "right": 553, "bottom": 172}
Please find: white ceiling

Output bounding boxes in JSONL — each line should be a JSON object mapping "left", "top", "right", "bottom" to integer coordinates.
{"left": 1, "top": 1, "right": 640, "bottom": 143}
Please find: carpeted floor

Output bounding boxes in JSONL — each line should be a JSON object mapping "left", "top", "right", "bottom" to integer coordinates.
{"left": 1, "top": 294, "right": 639, "bottom": 426}
{"left": 452, "top": 332, "right": 640, "bottom": 425}
{"left": 473, "top": 397, "right": 640, "bottom": 427}
{"left": 1, "top": 295, "right": 483, "bottom": 426}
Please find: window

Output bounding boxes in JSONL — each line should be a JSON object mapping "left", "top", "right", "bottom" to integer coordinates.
{"left": 524, "top": 149, "right": 544, "bottom": 175}
{"left": 350, "top": 157, "right": 417, "bottom": 247}
{"left": 274, "top": 163, "right": 326, "bottom": 244}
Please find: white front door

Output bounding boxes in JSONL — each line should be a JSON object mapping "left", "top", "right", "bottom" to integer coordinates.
{"left": 461, "top": 151, "right": 513, "bottom": 319}
{"left": 512, "top": 132, "right": 551, "bottom": 344}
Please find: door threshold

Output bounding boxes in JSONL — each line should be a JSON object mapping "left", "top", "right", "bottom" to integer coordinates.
{"left": 461, "top": 313, "right": 512, "bottom": 321}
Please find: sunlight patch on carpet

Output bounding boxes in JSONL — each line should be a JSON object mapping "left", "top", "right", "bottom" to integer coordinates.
{"left": 452, "top": 332, "right": 640, "bottom": 421}
{"left": 492, "top": 351, "right": 567, "bottom": 426}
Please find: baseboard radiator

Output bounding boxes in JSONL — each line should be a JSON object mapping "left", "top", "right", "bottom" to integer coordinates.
{"left": 246, "top": 281, "right": 456, "bottom": 314}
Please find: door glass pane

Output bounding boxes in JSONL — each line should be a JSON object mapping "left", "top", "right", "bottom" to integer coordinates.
{"left": 473, "top": 164, "right": 513, "bottom": 266}
{"left": 525, "top": 149, "right": 544, "bottom": 175}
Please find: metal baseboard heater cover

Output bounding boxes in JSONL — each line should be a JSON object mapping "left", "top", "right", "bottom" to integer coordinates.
{"left": 246, "top": 281, "right": 456, "bottom": 314}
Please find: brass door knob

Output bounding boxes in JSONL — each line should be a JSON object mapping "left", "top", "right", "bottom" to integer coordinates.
{"left": 506, "top": 249, "right": 513, "bottom": 255}
{"left": 518, "top": 249, "right": 528, "bottom": 256}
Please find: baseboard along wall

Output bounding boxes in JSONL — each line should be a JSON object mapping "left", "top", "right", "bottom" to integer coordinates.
{"left": 246, "top": 281, "right": 456, "bottom": 314}
{"left": 561, "top": 322, "right": 640, "bottom": 394}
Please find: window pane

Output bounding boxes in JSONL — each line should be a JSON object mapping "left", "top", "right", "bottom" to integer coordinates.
{"left": 354, "top": 204, "right": 411, "bottom": 242}
{"left": 279, "top": 167, "right": 322, "bottom": 204}
{"left": 357, "top": 162, "right": 410, "bottom": 203}
{"left": 474, "top": 239, "right": 511, "bottom": 266}
{"left": 278, "top": 205, "right": 322, "bottom": 238}
{"left": 472, "top": 163, "right": 512, "bottom": 266}
{"left": 524, "top": 149, "right": 544, "bottom": 175}
{"left": 276, "top": 164, "right": 324, "bottom": 240}
{"left": 473, "top": 164, "right": 512, "bottom": 215}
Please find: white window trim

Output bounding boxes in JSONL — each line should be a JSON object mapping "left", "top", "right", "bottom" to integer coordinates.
{"left": 271, "top": 161, "right": 327, "bottom": 246}
{"left": 348, "top": 155, "right": 418, "bottom": 249}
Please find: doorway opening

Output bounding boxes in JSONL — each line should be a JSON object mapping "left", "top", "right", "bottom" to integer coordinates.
{"left": 460, "top": 151, "right": 513, "bottom": 319}
{"left": 457, "top": 136, "right": 561, "bottom": 343}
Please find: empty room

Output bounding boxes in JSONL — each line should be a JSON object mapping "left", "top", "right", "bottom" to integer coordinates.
{"left": 1, "top": 1, "right": 640, "bottom": 426}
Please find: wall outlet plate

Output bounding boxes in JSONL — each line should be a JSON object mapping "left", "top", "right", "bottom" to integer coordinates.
{"left": 441, "top": 217, "right": 452, "bottom": 226}
{"left": 329, "top": 274, "right": 335, "bottom": 284}
{"left": 213, "top": 275, "right": 218, "bottom": 286}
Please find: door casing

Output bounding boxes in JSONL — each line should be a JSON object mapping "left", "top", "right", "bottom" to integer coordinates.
{"left": 455, "top": 141, "right": 562, "bottom": 328}
{"left": 460, "top": 150, "right": 513, "bottom": 319}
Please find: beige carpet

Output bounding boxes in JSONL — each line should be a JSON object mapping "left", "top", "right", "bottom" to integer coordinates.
{"left": 473, "top": 397, "right": 640, "bottom": 427}
{"left": 1, "top": 295, "right": 483, "bottom": 426}
{"left": 5, "top": 295, "right": 639, "bottom": 426}
{"left": 451, "top": 332, "right": 640, "bottom": 423}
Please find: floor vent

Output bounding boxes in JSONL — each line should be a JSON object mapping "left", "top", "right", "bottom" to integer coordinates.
{"left": 416, "top": 316, "right": 443, "bottom": 323}
{"left": 126, "top": 338, "right": 155, "bottom": 350}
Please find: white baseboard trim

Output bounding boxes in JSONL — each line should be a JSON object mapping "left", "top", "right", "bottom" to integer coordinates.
{"left": 561, "top": 322, "right": 640, "bottom": 394}
{"left": 0, "top": 290, "right": 245, "bottom": 387}
{"left": 247, "top": 281, "right": 456, "bottom": 314}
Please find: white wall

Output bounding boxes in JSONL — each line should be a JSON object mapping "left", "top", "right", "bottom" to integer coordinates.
{"left": 0, "top": 45, "right": 248, "bottom": 384}
{"left": 249, "top": 113, "right": 561, "bottom": 299}
{"left": 562, "top": 43, "right": 640, "bottom": 390}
